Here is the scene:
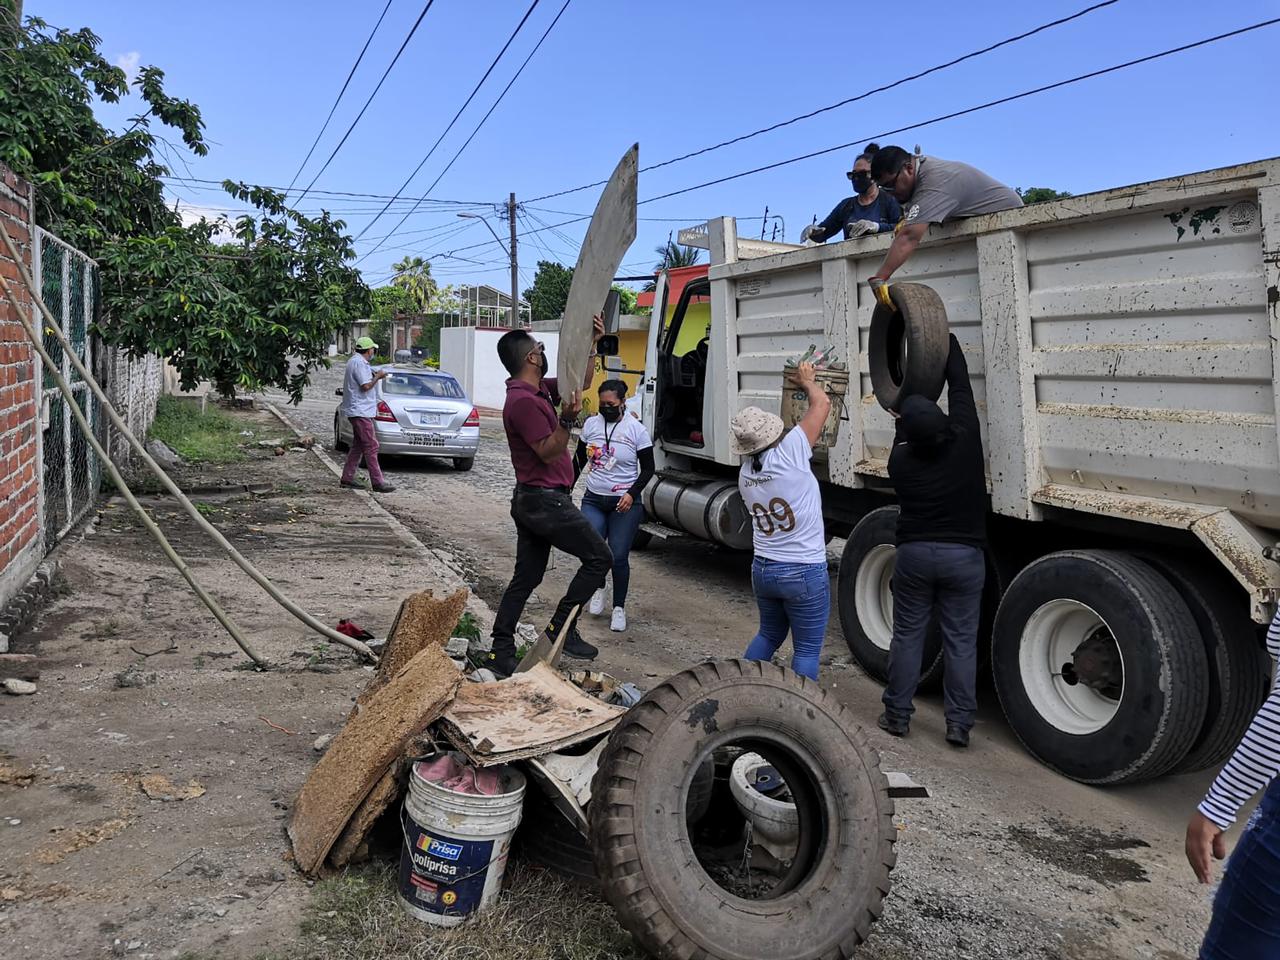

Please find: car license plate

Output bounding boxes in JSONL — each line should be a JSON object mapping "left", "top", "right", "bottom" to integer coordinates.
{"left": 418, "top": 413, "right": 441, "bottom": 426}
{"left": 406, "top": 433, "right": 445, "bottom": 447}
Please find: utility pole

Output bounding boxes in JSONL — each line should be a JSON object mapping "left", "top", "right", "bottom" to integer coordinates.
{"left": 507, "top": 193, "right": 519, "bottom": 327}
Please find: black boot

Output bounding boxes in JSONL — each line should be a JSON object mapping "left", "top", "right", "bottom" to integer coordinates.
{"left": 877, "top": 712, "right": 909, "bottom": 737}
{"left": 484, "top": 644, "right": 519, "bottom": 679}
{"left": 945, "top": 724, "right": 970, "bottom": 748}
{"left": 562, "top": 625, "right": 598, "bottom": 661}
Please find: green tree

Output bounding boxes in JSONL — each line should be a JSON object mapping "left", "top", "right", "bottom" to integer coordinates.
{"left": 368, "top": 285, "right": 415, "bottom": 349}
{"left": 1018, "top": 187, "right": 1074, "bottom": 204}
{"left": 390, "top": 255, "right": 439, "bottom": 313}
{"left": 0, "top": 14, "right": 369, "bottom": 402}
{"left": 523, "top": 260, "right": 573, "bottom": 324}
{"left": 611, "top": 284, "right": 637, "bottom": 316}
{"left": 653, "top": 241, "right": 702, "bottom": 271}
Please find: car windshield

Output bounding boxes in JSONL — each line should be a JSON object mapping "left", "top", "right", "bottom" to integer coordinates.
{"left": 382, "top": 373, "right": 464, "bottom": 399}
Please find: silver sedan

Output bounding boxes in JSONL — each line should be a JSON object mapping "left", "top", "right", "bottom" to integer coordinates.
{"left": 334, "top": 366, "right": 480, "bottom": 471}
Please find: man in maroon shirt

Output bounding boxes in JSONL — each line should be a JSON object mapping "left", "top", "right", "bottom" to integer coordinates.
{"left": 486, "top": 321, "right": 612, "bottom": 677}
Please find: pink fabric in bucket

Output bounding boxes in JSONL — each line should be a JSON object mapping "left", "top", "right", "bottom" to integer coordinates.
{"left": 414, "top": 754, "right": 502, "bottom": 796}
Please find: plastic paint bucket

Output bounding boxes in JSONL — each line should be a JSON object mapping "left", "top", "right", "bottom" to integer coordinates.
{"left": 398, "top": 758, "right": 526, "bottom": 926}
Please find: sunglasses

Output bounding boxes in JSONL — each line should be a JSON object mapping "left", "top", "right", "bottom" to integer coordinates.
{"left": 876, "top": 164, "right": 909, "bottom": 191}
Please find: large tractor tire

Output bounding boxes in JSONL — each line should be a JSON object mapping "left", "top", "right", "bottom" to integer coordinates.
{"left": 837, "top": 506, "right": 944, "bottom": 688}
{"left": 590, "top": 660, "right": 896, "bottom": 960}
{"left": 868, "top": 282, "right": 950, "bottom": 411}
{"left": 992, "top": 550, "right": 1208, "bottom": 784}
{"left": 1139, "top": 555, "right": 1271, "bottom": 773}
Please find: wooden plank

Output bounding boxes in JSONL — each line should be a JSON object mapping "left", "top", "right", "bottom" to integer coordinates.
{"left": 556, "top": 144, "right": 638, "bottom": 398}
{"left": 439, "top": 663, "right": 624, "bottom": 766}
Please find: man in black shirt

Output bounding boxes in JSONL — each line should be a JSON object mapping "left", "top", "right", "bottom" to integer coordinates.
{"left": 879, "top": 335, "right": 986, "bottom": 747}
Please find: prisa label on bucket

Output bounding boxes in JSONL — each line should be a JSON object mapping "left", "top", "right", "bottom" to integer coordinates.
{"left": 399, "top": 811, "right": 495, "bottom": 915}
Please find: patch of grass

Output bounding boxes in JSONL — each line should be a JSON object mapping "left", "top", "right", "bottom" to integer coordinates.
{"left": 148, "top": 396, "right": 246, "bottom": 464}
{"left": 89, "top": 617, "right": 121, "bottom": 640}
{"left": 279, "top": 860, "right": 642, "bottom": 960}
{"left": 452, "top": 612, "right": 481, "bottom": 643}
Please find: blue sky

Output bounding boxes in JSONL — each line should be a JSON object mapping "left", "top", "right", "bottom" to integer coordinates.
{"left": 32, "top": 0, "right": 1278, "bottom": 294}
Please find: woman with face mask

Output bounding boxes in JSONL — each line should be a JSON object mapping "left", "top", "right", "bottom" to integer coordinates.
{"left": 800, "top": 142, "right": 903, "bottom": 243}
{"left": 573, "top": 379, "right": 655, "bottom": 633}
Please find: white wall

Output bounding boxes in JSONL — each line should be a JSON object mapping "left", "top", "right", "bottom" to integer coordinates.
{"left": 439, "top": 327, "right": 559, "bottom": 410}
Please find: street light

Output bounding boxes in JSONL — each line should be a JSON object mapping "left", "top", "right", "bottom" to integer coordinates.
{"left": 459, "top": 201, "right": 519, "bottom": 328}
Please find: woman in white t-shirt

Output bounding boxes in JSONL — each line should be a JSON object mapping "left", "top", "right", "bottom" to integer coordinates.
{"left": 730, "top": 362, "right": 832, "bottom": 679}
{"left": 573, "top": 380, "right": 655, "bottom": 633}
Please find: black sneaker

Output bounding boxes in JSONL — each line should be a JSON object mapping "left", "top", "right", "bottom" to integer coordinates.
{"left": 562, "top": 626, "right": 598, "bottom": 661}
{"left": 877, "top": 712, "right": 909, "bottom": 737}
{"left": 485, "top": 649, "right": 519, "bottom": 679}
{"left": 339, "top": 479, "right": 365, "bottom": 489}
{"left": 945, "top": 724, "right": 970, "bottom": 748}
{"left": 371, "top": 482, "right": 397, "bottom": 493}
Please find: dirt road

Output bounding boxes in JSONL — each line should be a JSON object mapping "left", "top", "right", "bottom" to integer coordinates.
{"left": 280, "top": 372, "right": 1223, "bottom": 960}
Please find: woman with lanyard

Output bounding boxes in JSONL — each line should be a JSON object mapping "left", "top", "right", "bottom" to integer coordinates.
{"left": 800, "top": 142, "right": 902, "bottom": 243}
{"left": 730, "top": 362, "right": 831, "bottom": 679}
{"left": 574, "top": 379, "right": 655, "bottom": 633}
{"left": 1187, "top": 606, "right": 1280, "bottom": 957}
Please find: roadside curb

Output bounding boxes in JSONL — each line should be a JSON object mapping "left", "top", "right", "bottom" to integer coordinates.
{"left": 260, "top": 398, "right": 496, "bottom": 634}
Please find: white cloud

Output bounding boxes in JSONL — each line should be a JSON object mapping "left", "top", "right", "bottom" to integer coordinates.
{"left": 114, "top": 51, "right": 141, "bottom": 84}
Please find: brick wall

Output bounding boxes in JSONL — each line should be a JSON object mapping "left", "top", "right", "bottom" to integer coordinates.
{"left": 0, "top": 163, "right": 41, "bottom": 609}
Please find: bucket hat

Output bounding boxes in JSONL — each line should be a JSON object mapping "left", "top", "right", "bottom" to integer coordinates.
{"left": 730, "top": 406, "right": 786, "bottom": 457}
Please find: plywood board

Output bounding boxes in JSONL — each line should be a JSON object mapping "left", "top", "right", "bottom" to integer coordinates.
{"left": 556, "top": 144, "right": 638, "bottom": 397}
{"left": 288, "top": 644, "right": 460, "bottom": 875}
{"left": 438, "top": 664, "right": 624, "bottom": 766}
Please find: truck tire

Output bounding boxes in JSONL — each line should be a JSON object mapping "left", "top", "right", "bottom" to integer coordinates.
{"left": 1139, "top": 555, "right": 1271, "bottom": 773}
{"left": 868, "top": 282, "right": 950, "bottom": 410}
{"left": 591, "top": 659, "right": 896, "bottom": 960}
{"left": 837, "top": 506, "right": 944, "bottom": 688}
{"left": 992, "top": 550, "right": 1208, "bottom": 784}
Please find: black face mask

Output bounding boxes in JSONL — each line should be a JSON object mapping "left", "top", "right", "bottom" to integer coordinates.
{"left": 852, "top": 172, "right": 872, "bottom": 193}
{"left": 599, "top": 404, "right": 623, "bottom": 422}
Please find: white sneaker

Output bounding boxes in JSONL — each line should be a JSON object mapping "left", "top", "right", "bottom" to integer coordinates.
{"left": 611, "top": 607, "right": 627, "bottom": 632}
{"left": 587, "top": 588, "right": 607, "bottom": 617}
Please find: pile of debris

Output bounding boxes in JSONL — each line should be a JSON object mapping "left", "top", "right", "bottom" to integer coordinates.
{"left": 288, "top": 588, "right": 901, "bottom": 960}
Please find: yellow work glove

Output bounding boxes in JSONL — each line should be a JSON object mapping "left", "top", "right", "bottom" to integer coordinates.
{"left": 869, "top": 278, "right": 895, "bottom": 310}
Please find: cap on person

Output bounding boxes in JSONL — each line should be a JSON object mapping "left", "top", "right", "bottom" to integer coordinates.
{"left": 730, "top": 406, "right": 786, "bottom": 456}
{"left": 355, "top": 336, "right": 377, "bottom": 352}
{"left": 899, "top": 394, "right": 949, "bottom": 446}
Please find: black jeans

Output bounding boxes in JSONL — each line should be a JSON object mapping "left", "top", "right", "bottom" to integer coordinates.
{"left": 491, "top": 485, "right": 613, "bottom": 657}
{"left": 882, "top": 541, "right": 986, "bottom": 730}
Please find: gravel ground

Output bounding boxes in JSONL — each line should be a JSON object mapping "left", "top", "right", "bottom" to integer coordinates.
{"left": 268, "top": 374, "right": 1225, "bottom": 960}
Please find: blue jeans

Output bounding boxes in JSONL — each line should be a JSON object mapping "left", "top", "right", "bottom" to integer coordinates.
{"left": 580, "top": 491, "right": 645, "bottom": 608}
{"left": 744, "top": 557, "right": 831, "bottom": 680}
{"left": 1201, "top": 777, "right": 1280, "bottom": 959}
{"left": 882, "top": 541, "right": 986, "bottom": 729}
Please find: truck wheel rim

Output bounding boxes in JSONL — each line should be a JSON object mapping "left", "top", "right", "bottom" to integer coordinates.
{"left": 855, "top": 544, "right": 895, "bottom": 651}
{"left": 1019, "top": 599, "right": 1123, "bottom": 735}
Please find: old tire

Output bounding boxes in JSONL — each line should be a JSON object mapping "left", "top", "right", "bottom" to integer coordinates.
{"left": 333, "top": 413, "right": 348, "bottom": 452}
{"left": 1140, "top": 556, "right": 1270, "bottom": 773}
{"left": 452, "top": 456, "right": 474, "bottom": 472}
{"left": 868, "top": 282, "right": 950, "bottom": 410}
{"left": 992, "top": 550, "right": 1208, "bottom": 784}
{"left": 517, "top": 787, "right": 597, "bottom": 887}
{"left": 837, "top": 506, "right": 944, "bottom": 688}
{"left": 591, "top": 659, "right": 896, "bottom": 960}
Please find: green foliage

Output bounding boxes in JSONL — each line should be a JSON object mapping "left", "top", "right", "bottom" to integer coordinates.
{"left": 523, "top": 260, "right": 573, "bottom": 324}
{"left": 653, "top": 241, "right": 703, "bottom": 271}
{"left": 148, "top": 395, "right": 245, "bottom": 463}
{"left": 1018, "top": 187, "right": 1074, "bottom": 204}
{"left": 452, "top": 612, "right": 481, "bottom": 642}
{"left": 390, "top": 256, "right": 438, "bottom": 313}
{"left": 1, "top": 13, "right": 369, "bottom": 403}
{"left": 611, "top": 284, "right": 638, "bottom": 316}
{"left": 368, "top": 285, "right": 414, "bottom": 350}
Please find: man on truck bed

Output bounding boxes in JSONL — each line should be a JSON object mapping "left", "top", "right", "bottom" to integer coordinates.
{"left": 800, "top": 143, "right": 902, "bottom": 243}
{"left": 879, "top": 334, "right": 986, "bottom": 748}
{"left": 866, "top": 145, "right": 1022, "bottom": 308}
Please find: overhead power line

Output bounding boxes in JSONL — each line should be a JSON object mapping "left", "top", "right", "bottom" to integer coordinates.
{"left": 293, "top": 0, "right": 439, "bottom": 206}
{"left": 356, "top": 0, "right": 572, "bottom": 263}
{"left": 393, "top": 17, "right": 1280, "bottom": 268}
{"left": 524, "top": 0, "right": 1122, "bottom": 204}
{"left": 161, "top": 175, "right": 488, "bottom": 206}
{"left": 283, "top": 0, "right": 395, "bottom": 201}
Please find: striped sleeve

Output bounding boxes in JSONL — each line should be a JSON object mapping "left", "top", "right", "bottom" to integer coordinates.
{"left": 1198, "top": 613, "right": 1280, "bottom": 830}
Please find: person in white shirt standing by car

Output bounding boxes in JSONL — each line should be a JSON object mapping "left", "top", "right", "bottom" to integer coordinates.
{"left": 340, "top": 336, "right": 395, "bottom": 494}
{"left": 574, "top": 379, "right": 655, "bottom": 633}
{"left": 730, "top": 362, "right": 832, "bottom": 679}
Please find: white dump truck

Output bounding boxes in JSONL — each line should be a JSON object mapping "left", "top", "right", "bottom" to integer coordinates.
{"left": 611, "top": 157, "right": 1280, "bottom": 785}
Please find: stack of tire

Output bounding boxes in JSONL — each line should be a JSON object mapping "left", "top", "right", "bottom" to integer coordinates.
{"left": 839, "top": 282, "right": 1270, "bottom": 785}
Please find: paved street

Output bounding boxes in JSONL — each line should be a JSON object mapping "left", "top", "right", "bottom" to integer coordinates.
{"left": 268, "top": 364, "right": 1223, "bottom": 960}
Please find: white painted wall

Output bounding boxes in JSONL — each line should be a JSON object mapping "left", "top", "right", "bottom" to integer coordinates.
{"left": 439, "top": 327, "right": 559, "bottom": 410}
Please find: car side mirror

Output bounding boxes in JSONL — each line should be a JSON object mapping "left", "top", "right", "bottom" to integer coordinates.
{"left": 602, "top": 289, "right": 621, "bottom": 334}
{"left": 335, "top": 388, "right": 344, "bottom": 396}
{"left": 596, "top": 334, "right": 620, "bottom": 357}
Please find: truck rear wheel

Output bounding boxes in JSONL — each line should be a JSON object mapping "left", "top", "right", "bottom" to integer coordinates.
{"left": 992, "top": 550, "right": 1208, "bottom": 784}
{"left": 1139, "top": 555, "right": 1271, "bottom": 773}
{"left": 868, "top": 282, "right": 950, "bottom": 410}
{"left": 837, "top": 506, "right": 943, "bottom": 689}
